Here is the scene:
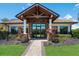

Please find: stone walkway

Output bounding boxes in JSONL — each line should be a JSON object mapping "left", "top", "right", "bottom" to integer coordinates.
{"left": 25, "top": 40, "right": 47, "bottom": 56}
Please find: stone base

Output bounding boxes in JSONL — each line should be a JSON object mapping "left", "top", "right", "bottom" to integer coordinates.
{"left": 47, "top": 33, "right": 49, "bottom": 40}
{"left": 21, "top": 33, "right": 29, "bottom": 43}
{"left": 68, "top": 32, "right": 71, "bottom": 34}
{"left": 17, "top": 33, "right": 29, "bottom": 43}
{"left": 58, "top": 32, "right": 60, "bottom": 34}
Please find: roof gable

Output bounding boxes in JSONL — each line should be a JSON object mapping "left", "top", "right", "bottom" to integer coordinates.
{"left": 16, "top": 3, "right": 59, "bottom": 20}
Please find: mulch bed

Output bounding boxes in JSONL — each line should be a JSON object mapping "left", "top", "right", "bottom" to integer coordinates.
{"left": 0, "top": 40, "right": 21, "bottom": 45}
{"left": 64, "top": 38, "right": 79, "bottom": 45}
{"left": 43, "top": 38, "right": 79, "bottom": 46}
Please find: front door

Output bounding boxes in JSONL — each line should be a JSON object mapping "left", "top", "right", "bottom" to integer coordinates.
{"left": 32, "top": 24, "right": 47, "bottom": 39}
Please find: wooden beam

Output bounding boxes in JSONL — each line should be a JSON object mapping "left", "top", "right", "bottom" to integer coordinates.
{"left": 31, "top": 13, "right": 36, "bottom": 16}
{"left": 39, "top": 12, "right": 44, "bottom": 16}
{"left": 37, "top": 6, "right": 38, "bottom": 15}
{"left": 25, "top": 16, "right": 49, "bottom": 18}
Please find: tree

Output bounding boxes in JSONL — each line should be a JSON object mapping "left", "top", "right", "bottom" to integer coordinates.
{"left": 1, "top": 18, "right": 9, "bottom": 22}
{"left": 72, "top": 28, "right": 79, "bottom": 39}
{"left": 0, "top": 18, "right": 9, "bottom": 31}
{"left": 77, "top": 13, "right": 79, "bottom": 24}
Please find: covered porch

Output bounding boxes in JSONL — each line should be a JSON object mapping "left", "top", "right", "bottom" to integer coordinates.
{"left": 16, "top": 3, "right": 59, "bottom": 39}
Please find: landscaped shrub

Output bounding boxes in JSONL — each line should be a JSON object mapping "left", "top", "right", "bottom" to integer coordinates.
{"left": 46, "top": 28, "right": 59, "bottom": 43}
{"left": 58, "top": 34, "right": 71, "bottom": 38}
{"left": 58, "top": 34, "right": 71, "bottom": 43}
{"left": 72, "top": 29, "right": 79, "bottom": 39}
{"left": 0, "top": 24, "right": 9, "bottom": 40}
{"left": 0, "top": 31, "right": 9, "bottom": 40}
{"left": 49, "top": 34, "right": 59, "bottom": 43}
{"left": 8, "top": 34, "right": 17, "bottom": 40}
{"left": 21, "top": 34, "right": 29, "bottom": 43}
{"left": 15, "top": 34, "right": 29, "bottom": 43}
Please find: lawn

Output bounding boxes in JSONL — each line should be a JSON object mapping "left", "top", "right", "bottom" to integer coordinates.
{"left": 45, "top": 44, "right": 79, "bottom": 56}
{"left": 0, "top": 44, "right": 26, "bottom": 56}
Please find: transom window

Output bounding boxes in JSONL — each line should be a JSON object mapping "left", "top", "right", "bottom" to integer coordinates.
{"left": 60, "top": 26, "right": 68, "bottom": 34}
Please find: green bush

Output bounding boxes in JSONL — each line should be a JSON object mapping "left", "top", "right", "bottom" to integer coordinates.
{"left": 49, "top": 33, "right": 59, "bottom": 43}
{"left": 0, "top": 31, "right": 8, "bottom": 40}
{"left": 0, "top": 24, "right": 8, "bottom": 40}
{"left": 58, "top": 34, "right": 71, "bottom": 43}
{"left": 72, "top": 29, "right": 79, "bottom": 39}
{"left": 58, "top": 34, "right": 71, "bottom": 38}
{"left": 48, "top": 34, "right": 71, "bottom": 43}
{"left": 8, "top": 34, "right": 17, "bottom": 40}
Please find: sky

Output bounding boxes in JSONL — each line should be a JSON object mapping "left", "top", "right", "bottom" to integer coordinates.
{"left": 0, "top": 3, "right": 79, "bottom": 29}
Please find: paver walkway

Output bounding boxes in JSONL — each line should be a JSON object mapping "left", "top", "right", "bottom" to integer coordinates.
{"left": 25, "top": 40, "right": 47, "bottom": 56}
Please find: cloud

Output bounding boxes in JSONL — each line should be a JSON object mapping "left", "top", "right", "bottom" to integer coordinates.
{"left": 72, "top": 24, "right": 79, "bottom": 29}
{"left": 58, "top": 17, "right": 63, "bottom": 19}
{"left": 58, "top": 14, "right": 73, "bottom": 20}
{"left": 75, "top": 4, "right": 79, "bottom": 9}
{"left": 26, "top": 3, "right": 34, "bottom": 6}
{"left": 22, "top": 3, "right": 34, "bottom": 10}
{"left": 73, "top": 4, "right": 79, "bottom": 11}
{"left": 64, "top": 14, "right": 72, "bottom": 19}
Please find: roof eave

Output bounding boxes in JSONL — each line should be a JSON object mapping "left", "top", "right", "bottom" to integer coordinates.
{"left": 16, "top": 3, "right": 59, "bottom": 19}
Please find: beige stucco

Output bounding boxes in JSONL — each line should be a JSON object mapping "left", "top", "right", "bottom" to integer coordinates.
{"left": 8, "top": 23, "right": 71, "bottom": 27}
{"left": 52, "top": 23, "right": 71, "bottom": 26}
{"left": 8, "top": 24, "right": 28, "bottom": 27}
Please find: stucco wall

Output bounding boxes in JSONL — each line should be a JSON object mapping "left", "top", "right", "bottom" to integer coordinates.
{"left": 52, "top": 23, "right": 70, "bottom": 26}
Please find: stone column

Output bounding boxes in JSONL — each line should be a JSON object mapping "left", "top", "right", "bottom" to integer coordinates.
{"left": 23, "top": 19, "right": 27, "bottom": 34}
{"left": 47, "top": 15, "right": 53, "bottom": 40}
{"left": 9, "top": 26, "right": 11, "bottom": 33}
{"left": 28, "top": 23, "right": 31, "bottom": 39}
{"left": 18, "top": 26, "right": 22, "bottom": 34}
{"left": 68, "top": 26, "right": 70, "bottom": 34}
{"left": 58, "top": 26, "right": 60, "bottom": 34}
{"left": 49, "top": 18, "right": 52, "bottom": 29}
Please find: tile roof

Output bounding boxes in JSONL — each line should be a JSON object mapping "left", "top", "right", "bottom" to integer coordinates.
{"left": 0, "top": 19, "right": 77, "bottom": 24}
{"left": 53, "top": 19, "right": 74, "bottom": 22}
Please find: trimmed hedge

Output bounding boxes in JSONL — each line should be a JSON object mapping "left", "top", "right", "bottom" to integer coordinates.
{"left": 58, "top": 34, "right": 71, "bottom": 38}
{"left": 58, "top": 34, "right": 72, "bottom": 43}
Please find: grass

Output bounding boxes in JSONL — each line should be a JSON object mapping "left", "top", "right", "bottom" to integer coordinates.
{"left": 0, "top": 44, "right": 26, "bottom": 56}
{"left": 45, "top": 44, "right": 79, "bottom": 56}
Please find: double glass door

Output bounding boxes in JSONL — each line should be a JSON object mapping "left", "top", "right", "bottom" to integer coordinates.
{"left": 32, "top": 24, "right": 46, "bottom": 38}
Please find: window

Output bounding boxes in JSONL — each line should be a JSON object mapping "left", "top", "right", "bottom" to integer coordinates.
{"left": 60, "top": 26, "right": 68, "bottom": 34}
{"left": 11, "top": 26, "right": 18, "bottom": 34}
{"left": 32, "top": 24, "right": 46, "bottom": 38}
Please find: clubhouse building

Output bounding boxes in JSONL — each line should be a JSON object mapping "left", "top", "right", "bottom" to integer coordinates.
{"left": 1, "top": 3, "right": 77, "bottom": 39}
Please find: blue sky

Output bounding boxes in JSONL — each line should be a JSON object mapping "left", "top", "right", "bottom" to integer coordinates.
{"left": 0, "top": 3, "right": 79, "bottom": 29}
{"left": 0, "top": 3, "right": 78, "bottom": 19}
